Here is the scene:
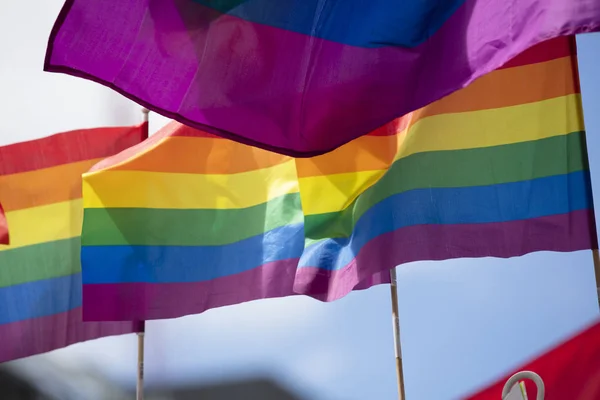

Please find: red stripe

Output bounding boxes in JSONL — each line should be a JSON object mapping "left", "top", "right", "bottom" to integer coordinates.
{"left": 0, "top": 123, "right": 148, "bottom": 175}
{"left": 0, "top": 202, "right": 7, "bottom": 245}
{"left": 500, "top": 36, "right": 575, "bottom": 69}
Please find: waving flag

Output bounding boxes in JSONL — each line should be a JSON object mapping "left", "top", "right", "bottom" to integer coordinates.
{"left": 466, "top": 319, "right": 600, "bottom": 400}
{"left": 0, "top": 125, "right": 145, "bottom": 362}
{"left": 80, "top": 37, "right": 596, "bottom": 321}
{"left": 44, "top": 0, "right": 600, "bottom": 157}
{"left": 80, "top": 123, "right": 306, "bottom": 321}
{"left": 292, "top": 36, "right": 598, "bottom": 300}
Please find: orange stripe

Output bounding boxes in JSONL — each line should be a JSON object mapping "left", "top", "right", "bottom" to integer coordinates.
{"left": 107, "top": 136, "right": 291, "bottom": 175}
{"left": 298, "top": 56, "right": 577, "bottom": 177}
{"left": 421, "top": 55, "right": 577, "bottom": 117}
{"left": 0, "top": 159, "right": 99, "bottom": 211}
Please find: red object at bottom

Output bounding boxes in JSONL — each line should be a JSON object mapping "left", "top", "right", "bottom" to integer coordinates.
{"left": 466, "top": 319, "right": 600, "bottom": 399}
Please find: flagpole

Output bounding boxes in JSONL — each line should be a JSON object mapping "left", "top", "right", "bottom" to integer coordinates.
{"left": 389, "top": 268, "right": 406, "bottom": 400}
{"left": 592, "top": 250, "right": 600, "bottom": 310}
{"left": 136, "top": 321, "right": 146, "bottom": 400}
{"left": 136, "top": 107, "right": 149, "bottom": 400}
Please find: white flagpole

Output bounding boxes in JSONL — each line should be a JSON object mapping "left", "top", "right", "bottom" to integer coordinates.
{"left": 136, "top": 107, "right": 149, "bottom": 400}
{"left": 389, "top": 268, "right": 406, "bottom": 399}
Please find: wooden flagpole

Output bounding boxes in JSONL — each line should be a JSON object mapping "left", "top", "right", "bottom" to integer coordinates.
{"left": 136, "top": 107, "right": 149, "bottom": 400}
{"left": 136, "top": 321, "right": 146, "bottom": 400}
{"left": 389, "top": 268, "right": 406, "bottom": 399}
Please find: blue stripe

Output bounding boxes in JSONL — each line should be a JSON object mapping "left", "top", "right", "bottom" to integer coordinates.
{"left": 191, "top": 0, "right": 467, "bottom": 48}
{"left": 0, "top": 274, "right": 81, "bottom": 324}
{"left": 299, "top": 171, "right": 593, "bottom": 270}
{"left": 82, "top": 223, "right": 305, "bottom": 284}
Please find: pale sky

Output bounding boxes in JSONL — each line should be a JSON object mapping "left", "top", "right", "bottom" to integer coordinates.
{"left": 1, "top": 2, "right": 600, "bottom": 399}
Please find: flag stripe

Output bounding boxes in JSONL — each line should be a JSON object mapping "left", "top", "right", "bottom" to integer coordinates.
{"left": 0, "top": 160, "right": 99, "bottom": 212}
{"left": 82, "top": 223, "right": 305, "bottom": 284}
{"left": 0, "top": 239, "right": 79, "bottom": 288}
{"left": 82, "top": 193, "right": 302, "bottom": 247}
{"left": 82, "top": 132, "right": 586, "bottom": 247}
{"left": 294, "top": 210, "right": 597, "bottom": 301}
{"left": 1, "top": 201, "right": 81, "bottom": 251}
{"left": 0, "top": 124, "right": 145, "bottom": 360}
{"left": 45, "top": 0, "right": 594, "bottom": 157}
{"left": 296, "top": 94, "right": 583, "bottom": 179}
{"left": 82, "top": 258, "right": 302, "bottom": 321}
{"left": 81, "top": 210, "right": 594, "bottom": 321}
{"left": 192, "top": 0, "right": 467, "bottom": 48}
{"left": 0, "top": 125, "right": 147, "bottom": 175}
{"left": 87, "top": 55, "right": 576, "bottom": 177}
{"left": 0, "top": 307, "right": 133, "bottom": 363}
{"left": 303, "top": 131, "right": 586, "bottom": 236}
{"left": 299, "top": 171, "right": 592, "bottom": 271}
{"left": 83, "top": 159, "right": 300, "bottom": 210}
{"left": 415, "top": 55, "right": 578, "bottom": 117}
{"left": 0, "top": 274, "right": 82, "bottom": 324}
{"left": 82, "top": 171, "right": 590, "bottom": 284}
{"left": 107, "top": 136, "right": 292, "bottom": 175}
{"left": 498, "top": 35, "right": 574, "bottom": 69}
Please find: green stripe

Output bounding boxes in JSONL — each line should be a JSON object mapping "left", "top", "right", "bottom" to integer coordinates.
{"left": 83, "top": 192, "right": 303, "bottom": 246}
{"left": 0, "top": 238, "right": 80, "bottom": 288}
{"left": 304, "top": 131, "right": 588, "bottom": 241}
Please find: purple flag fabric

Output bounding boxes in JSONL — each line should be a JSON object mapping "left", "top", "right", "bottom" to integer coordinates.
{"left": 45, "top": 0, "right": 600, "bottom": 157}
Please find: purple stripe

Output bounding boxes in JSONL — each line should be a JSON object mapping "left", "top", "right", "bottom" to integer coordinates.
{"left": 294, "top": 210, "right": 598, "bottom": 301}
{"left": 83, "top": 258, "right": 301, "bottom": 321}
{"left": 83, "top": 257, "right": 387, "bottom": 321}
{"left": 0, "top": 307, "right": 136, "bottom": 363}
{"left": 83, "top": 211, "right": 596, "bottom": 321}
{"left": 45, "top": 0, "right": 600, "bottom": 156}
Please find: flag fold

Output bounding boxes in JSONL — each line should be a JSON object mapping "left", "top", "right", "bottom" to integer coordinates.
{"left": 44, "top": 0, "right": 600, "bottom": 156}
{"left": 80, "top": 37, "right": 598, "bottom": 322}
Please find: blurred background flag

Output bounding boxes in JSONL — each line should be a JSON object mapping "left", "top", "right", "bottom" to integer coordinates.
{"left": 44, "top": 0, "right": 600, "bottom": 157}
{"left": 466, "top": 319, "right": 600, "bottom": 400}
{"left": 0, "top": 124, "right": 146, "bottom": 362}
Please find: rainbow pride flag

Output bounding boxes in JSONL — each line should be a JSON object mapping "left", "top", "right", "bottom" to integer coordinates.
{"left": 80, "top": 123, "right": 307, "bottom": 321}
{"left": 0, "top": 125, "right": 146, "bottom": 362}
{"left": 44, "top": 0, "right": 600, "bottom": 157}
{"left": 293, "top": 36, "right": 598, "bottom": 301}
{"left": 80, "top": 36, "right": 596, "bottom": 322}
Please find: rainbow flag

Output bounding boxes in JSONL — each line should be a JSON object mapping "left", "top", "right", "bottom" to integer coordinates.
{"left": 44, "top": 0, "right": 600, "bottom": 157}
{"left": 0, "top": 202, "right": 7, "bottom": 245}
{"left": 80, "top": 37, "right": 596, "bottom": 321}
{"left": 0, "top": 125, "right": 146, "bottom": 362}
{"left": 292, "top": 36, "right": 598, "bottom": 301}
{"left": 80, "top": 123, "right": 307, "bottom": 321}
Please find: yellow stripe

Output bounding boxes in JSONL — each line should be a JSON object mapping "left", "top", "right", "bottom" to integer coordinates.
{"left": 392, "top": 94, "right": 582, "bottom": 160}
{"left": 1, "top": 200, "right": 81, "bottom": 251}
{"left": 300, "top": 94, "right": 583, "bottom": 215}
{"left": 84, "top": 160, "right": 300, "bottom": 209}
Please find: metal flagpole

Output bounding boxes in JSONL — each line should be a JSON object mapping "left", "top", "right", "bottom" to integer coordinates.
{"left": 136, "top": 107, "right": 149, "bottom": 400}
{"left": 389, "top": 268, "right": 406, "bottom": 400}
